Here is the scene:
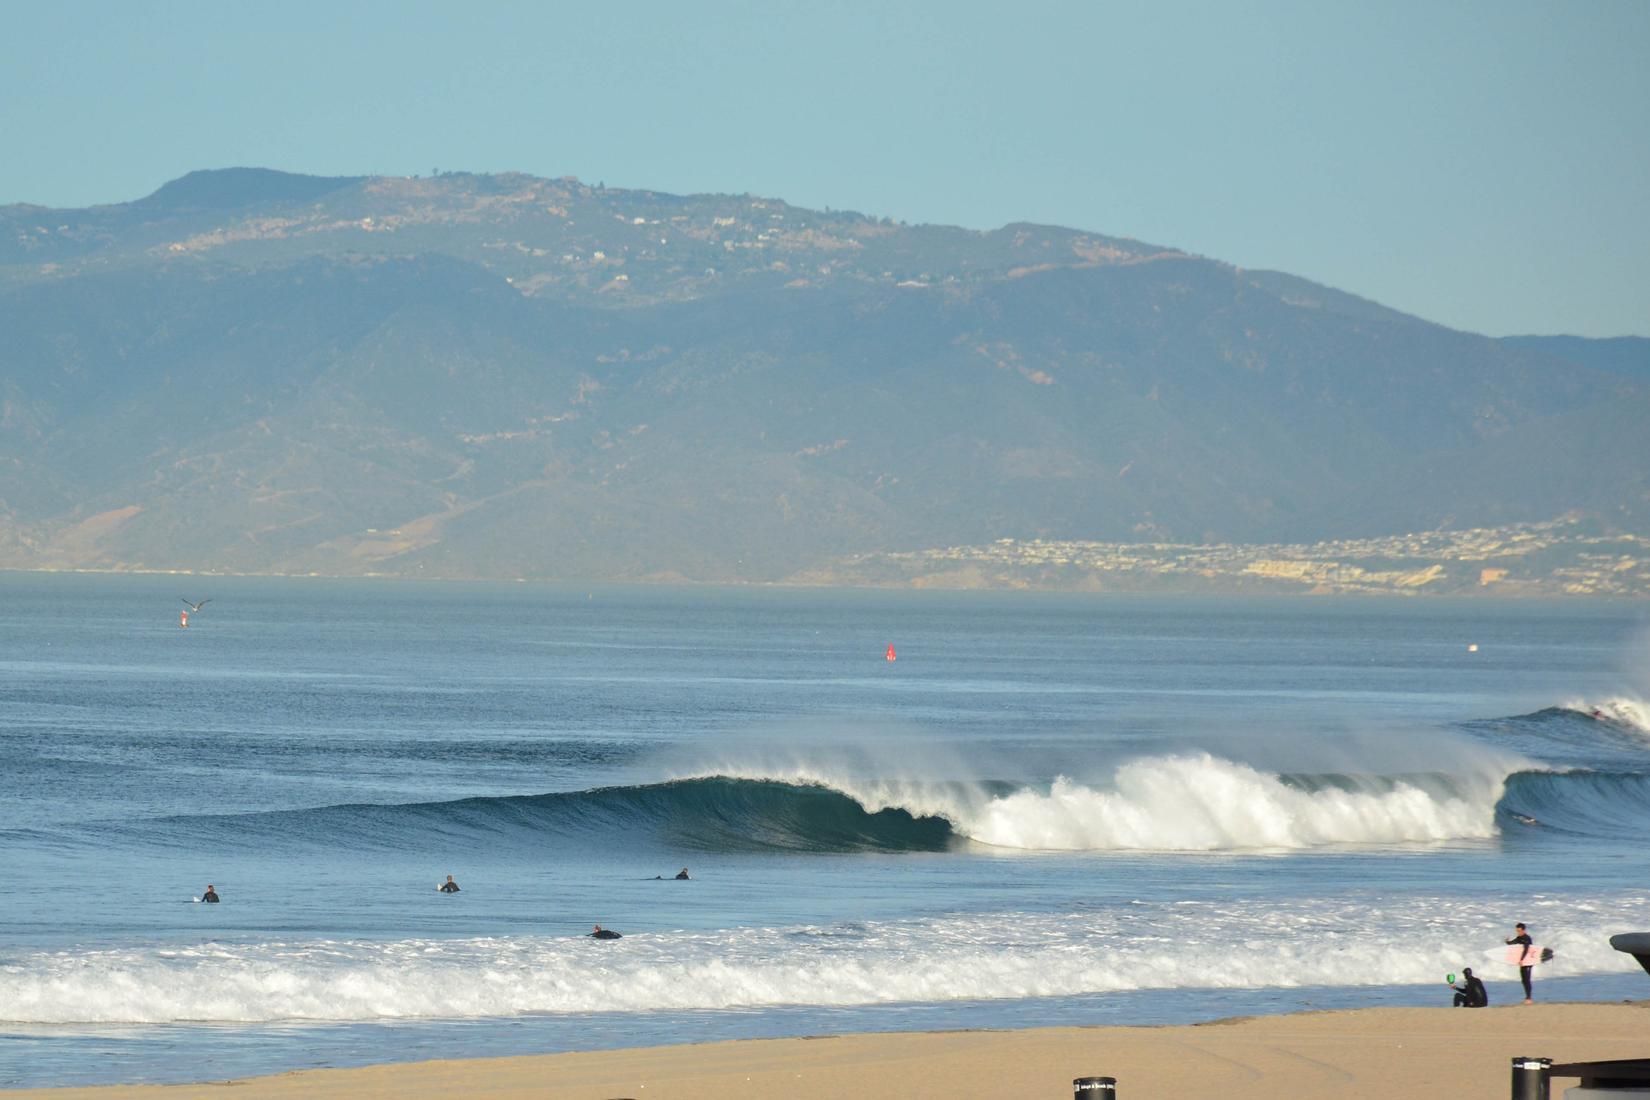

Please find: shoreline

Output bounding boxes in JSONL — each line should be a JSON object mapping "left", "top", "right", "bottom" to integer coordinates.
{"left": 8, "top": 1002, "right": 1647, "bottom": 1099}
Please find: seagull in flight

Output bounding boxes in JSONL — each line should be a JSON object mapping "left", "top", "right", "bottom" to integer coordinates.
{"left": 181, "top": 598, "right": 212, "bottom": 613}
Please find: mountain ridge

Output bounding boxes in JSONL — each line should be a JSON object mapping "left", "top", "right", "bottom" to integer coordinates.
{"left": 2, "top": 168, "right": 1646, "bottom": 590}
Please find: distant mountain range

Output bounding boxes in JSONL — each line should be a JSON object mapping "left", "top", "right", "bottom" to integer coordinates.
{"left": 2, "top": 168, "right": 1646, "bottom": 586}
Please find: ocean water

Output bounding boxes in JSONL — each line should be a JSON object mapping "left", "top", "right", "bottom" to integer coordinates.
{"left": 2, "top": 574, "right": 1648, "bottom": 1087}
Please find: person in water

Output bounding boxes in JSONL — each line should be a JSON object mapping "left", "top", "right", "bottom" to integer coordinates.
{"left": 201, "top": 884, "right": 220, "bottom": 903}
{"left": 439, "top": 875, "right": 460, "bottom": 893}
{"left": 1507, "top": 922, "right": 1535, "bottom": 1004}
{"left": 675, "top": 868, "right": 690, "bottom": 880}
{"left": 590, "top": 924, "right": 622, "bottom": 940}
{"left": 1451, "top": 967, "right": 1488, "bottom": 1007}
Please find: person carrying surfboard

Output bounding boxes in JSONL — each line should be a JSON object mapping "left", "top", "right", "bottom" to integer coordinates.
{"left": 1507, "top": 922, "right": 1535, "bottom": 1003}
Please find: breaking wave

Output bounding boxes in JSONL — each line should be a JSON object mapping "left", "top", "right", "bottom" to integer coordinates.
{"left": 1561, "top": 696, "right": 1650, "bottom": 736}
{"left": 3, "top": 895, "right": 1643, "bottom": 1025}
{"left": 48, "top": 709, "right": 1650, "bottom": 854}
{"left": 76, "top": 753, "right": 1557, "bottom": 855}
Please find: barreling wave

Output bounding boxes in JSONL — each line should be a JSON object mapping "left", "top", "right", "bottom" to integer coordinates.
{"left": 4, "top": 895, "right": 1645, "bottom": 1025}
{"left": 692, "top": 754, "right": 1510, "bottom": 851}
{"left": 74, "top": 744, "right": 1650, "bottom": 855}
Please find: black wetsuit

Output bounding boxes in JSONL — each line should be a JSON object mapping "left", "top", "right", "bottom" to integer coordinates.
{"left": 1453, "top": 974, "right": 1487, "bottom": 1007}
{"left": 590, "top": 928, "right": 622, "bottom": 940}
{"left": 674, "top": 870, "right": 690, "bottom": 880}
{"left": 1508, "top": 933, "right": 1534, "bottom": 999}
{"left": 202, "top": 890, "right": 219, "bottom": 903}
{"left": 439, "top": 881, "right": 460, "bottom": 893}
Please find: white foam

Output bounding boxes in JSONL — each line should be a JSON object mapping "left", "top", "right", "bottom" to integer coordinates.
{"left": 3, "top": 894, "right": 1643, "bottom": 1025}
{"left": 695, "top": 752, "right": 1508, "bottom": 851}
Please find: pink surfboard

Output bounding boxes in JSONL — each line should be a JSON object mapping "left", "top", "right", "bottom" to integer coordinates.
{"left": 1505, "top": 945, "right": 1547, "bottom": 966}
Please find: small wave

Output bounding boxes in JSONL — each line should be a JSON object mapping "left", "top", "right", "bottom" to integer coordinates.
{"left": 4, "top": 896, "right": 1643, "bottom": 1025}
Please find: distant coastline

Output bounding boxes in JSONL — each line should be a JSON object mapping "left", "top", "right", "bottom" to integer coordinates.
{"left": 6, "top": 515, "right": 1649, "bottom": 600}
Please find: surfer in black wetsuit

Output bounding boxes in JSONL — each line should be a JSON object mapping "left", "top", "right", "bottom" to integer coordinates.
{"left": 1451, "top": 967, "right": 1488, "bottom": 1007}
{"left": 202, "top": 884, "right": 219, "bottom": 903}
{"left": 674, "top": 868, "right": 690, "bottom": 880}
{"left": 590, "top": 924, "right": 622, "bottom": 940}
{"left": 1507, "top": 922, "right": 1534, "bottom": 1003}
{"left": 439, "top": 875, "right": 460, "bottom": 893}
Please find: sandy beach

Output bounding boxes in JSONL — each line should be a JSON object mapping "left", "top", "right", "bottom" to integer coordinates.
{"left": 9, "top": 1002, "right": 1646, "bottom": 1099}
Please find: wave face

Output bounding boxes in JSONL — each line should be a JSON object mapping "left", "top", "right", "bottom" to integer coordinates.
{"left": 3, "top": 894, "right": 1643, "bottom": 1025}
{"left": 1497, "top": 769, "right": 1650, "bottom": 839}
{"left": 128, "top": 777, "right": 957, "bottom": 854}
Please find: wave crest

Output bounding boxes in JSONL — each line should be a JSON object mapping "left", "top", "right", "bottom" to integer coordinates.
{"left": 1563, "top": 696, "right": 1650, "bottom": 736}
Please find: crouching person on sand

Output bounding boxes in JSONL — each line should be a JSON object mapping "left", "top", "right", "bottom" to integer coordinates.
{"left": 1451, "top": 967, "right": 1487, "bottom": 1007}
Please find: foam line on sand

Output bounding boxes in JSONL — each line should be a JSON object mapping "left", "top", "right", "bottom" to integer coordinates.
{"left": 6, "top": 1003, "right": 1648, "bottom": 1099}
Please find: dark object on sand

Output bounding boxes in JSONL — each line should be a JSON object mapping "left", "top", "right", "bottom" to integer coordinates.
{"left": 1515, "top": 1055, "right": 1650, "bottom": 1097}
{"left": 1610, "top": 932, "right": 1650, "bottom": 977}
{"left": 1074, "top": 1078, "right": 1116, "bottom": 1097}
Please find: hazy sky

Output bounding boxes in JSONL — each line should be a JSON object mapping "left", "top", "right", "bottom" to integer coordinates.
{"left": 3, "top": 1, "right": 1646, "bottom": 336}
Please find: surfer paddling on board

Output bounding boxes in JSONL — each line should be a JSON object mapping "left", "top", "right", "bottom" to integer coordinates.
{"left": 1507, "top": 922, "right": 1535, "bottom": 1003}
{"left": 1451, "top": 967, "right": 1488, "bottom": 1007}
{"left": 201, "top": 884, "right": 219, "bottom": 903}
{"left": 438, "top": 875, "right": 460, "bottom": 893}
{"left": 590, "top": 924, "right": 622, "bottom": 940}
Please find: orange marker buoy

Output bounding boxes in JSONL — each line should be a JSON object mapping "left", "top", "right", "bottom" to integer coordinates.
{"left": 886, "top": 644, "right": 896, "bottom": 662}
{"left": 180, "top": 610, "right": 189, "bottom": 628}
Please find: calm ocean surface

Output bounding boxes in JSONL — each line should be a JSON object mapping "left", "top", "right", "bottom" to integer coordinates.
{"left": 2, "top": 574, "right": 1648, "bottom": 1086}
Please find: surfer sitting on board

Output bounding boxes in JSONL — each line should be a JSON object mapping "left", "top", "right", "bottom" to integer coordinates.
{"left": 439, "top": 875, "right": 460, "bottom": 893}
{"left": 1507, "top": 922, "right": 1535, "bottom": 1004}
{"left": 590, "top": 924, "right": 622, "bottom": 940}
{"left": 1451, "top": 967, "right": 1487, "bottom": 1007}
{"left": 201, "top": 884, "right": 220, "bottom": 903}
{"left": 675, "top": 868, "right": 690, "bottom": 880}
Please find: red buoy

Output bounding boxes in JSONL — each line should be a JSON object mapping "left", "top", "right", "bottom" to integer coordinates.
{"left": 886, "top": 644, "right": 896, "bottom": 662}
{"left": 180, "top": 610, "right": 189, "bottom": 628}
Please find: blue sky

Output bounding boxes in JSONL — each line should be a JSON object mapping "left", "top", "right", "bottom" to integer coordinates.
{"left": 3, "top": 0, "right": 1645, "bottom": 336}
